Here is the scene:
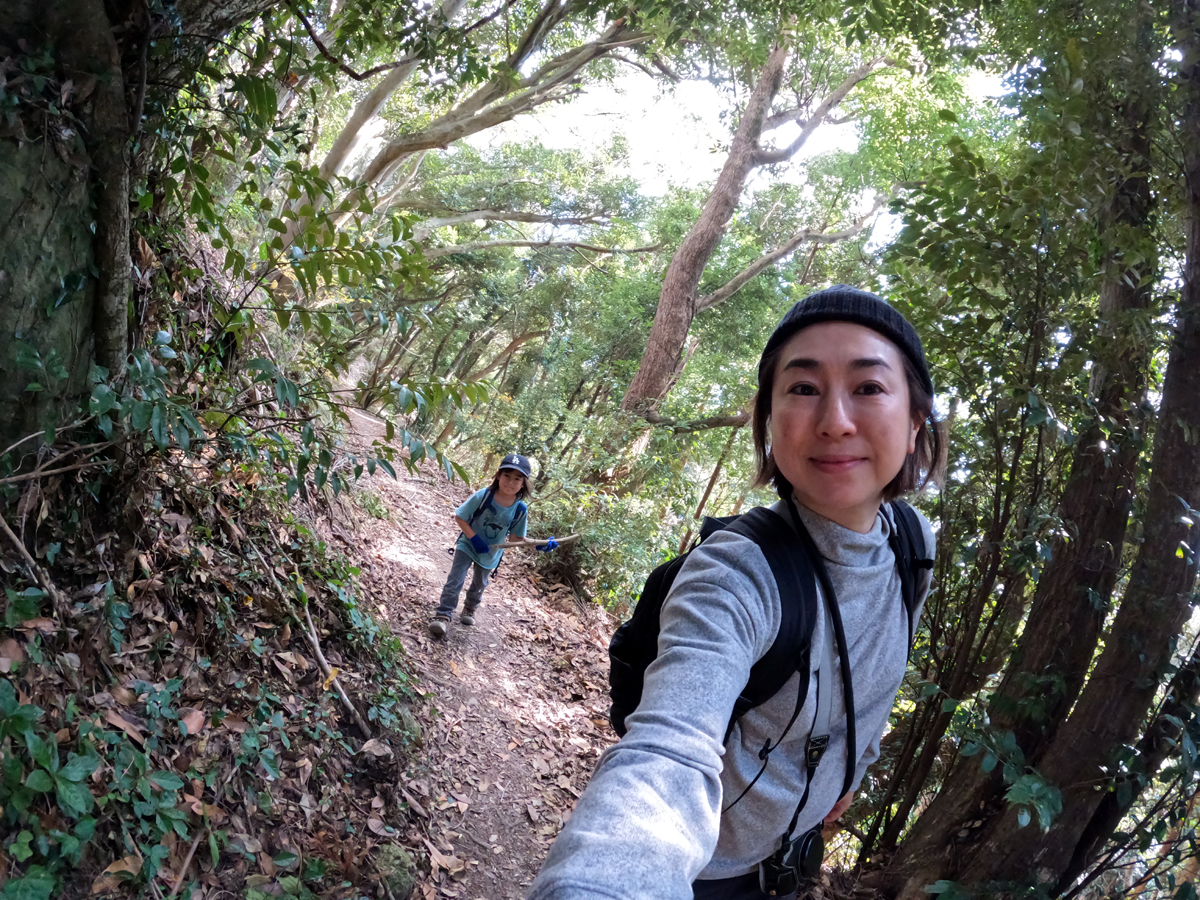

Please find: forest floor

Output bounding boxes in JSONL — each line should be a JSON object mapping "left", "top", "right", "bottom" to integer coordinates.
{"left": 341, "top": 410, "right": 618, "bottom": 900}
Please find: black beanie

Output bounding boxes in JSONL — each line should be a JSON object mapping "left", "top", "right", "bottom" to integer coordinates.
{"left": 758, "top": 285, "right": 934, "bottom": 396}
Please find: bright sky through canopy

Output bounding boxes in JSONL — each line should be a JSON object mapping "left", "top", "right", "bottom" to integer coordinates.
{"left": 478, "top": 71, "right": 858, "bottom": 194}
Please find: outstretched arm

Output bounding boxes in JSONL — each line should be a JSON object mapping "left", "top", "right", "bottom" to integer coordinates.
{"left": 527, "top": 534, "right": 780, "bottom": 900}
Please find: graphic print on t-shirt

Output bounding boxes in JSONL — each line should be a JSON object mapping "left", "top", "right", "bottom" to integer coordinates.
{"left": 455, "top": 488, "right": 527, "bottom": 569}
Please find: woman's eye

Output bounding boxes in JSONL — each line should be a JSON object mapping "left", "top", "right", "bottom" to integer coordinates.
{"left": 790, "top": 383, "right": 818, "bottom": 396}
{"left": 858, "top": 382, "right": 884, "bottom": 395}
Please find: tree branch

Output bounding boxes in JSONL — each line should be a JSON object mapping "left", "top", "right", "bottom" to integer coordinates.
{"left": 412, "top": 209, "right": 612, "bottom": 241}
{"left": 609, "top": 53, "right": 658, "bottom": 79}
{"left": 695, "top": 199, "right": 884, "bottom": 313}
{"left": 649, "top": 53, "right": 682, "bottom": 83}
{"left": 425, "top": 239, "right": 660, "bottom": 259}
{"left": 466, "top": 331, "right": 548, "bottom": 380}
{"left": 752, "top": 57, "right": 898, "bottom": 166}
{"left": 285, "top": 0, "right": 418, "bottom": 82}
{"left": 355, "top": 21, "right": 645, "bottom": 191}
{"left": 641, "top": 408, "right": 751, "bottom": 434}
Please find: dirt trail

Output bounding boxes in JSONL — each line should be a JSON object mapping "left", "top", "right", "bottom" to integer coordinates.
{"left": 341, "top": 411, "right": 617, "bottom": 900}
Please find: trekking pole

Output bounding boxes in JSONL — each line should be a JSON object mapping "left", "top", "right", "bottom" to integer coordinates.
{"left": 491, "top": 533, "right": 580, "bottom": 549}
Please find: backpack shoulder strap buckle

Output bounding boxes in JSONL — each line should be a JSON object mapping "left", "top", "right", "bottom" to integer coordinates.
{"left": 805, "top": 734, "right": 829, "bottom": 768}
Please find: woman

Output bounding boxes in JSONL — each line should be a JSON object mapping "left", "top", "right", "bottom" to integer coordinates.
{"left": 528, "top": 285, "right": 946, "bottom": 900}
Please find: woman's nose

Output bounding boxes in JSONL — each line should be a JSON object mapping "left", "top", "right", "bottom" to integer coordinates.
{"left": 817, "top": 392, "right": 855, "bottom": 436}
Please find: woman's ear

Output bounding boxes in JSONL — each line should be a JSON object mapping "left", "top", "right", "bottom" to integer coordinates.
{"left": 907, "top": 413, "right": 922, "bottom": 456}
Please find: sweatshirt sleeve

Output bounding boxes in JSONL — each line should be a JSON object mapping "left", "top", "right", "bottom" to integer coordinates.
{"left": 526, "top": 532, "right": 782, "bottom": 900}
{"left": 849, "top": 507, "right": 937, "bottom": 791}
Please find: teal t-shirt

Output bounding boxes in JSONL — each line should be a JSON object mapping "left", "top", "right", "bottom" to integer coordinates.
{"left": 456, "top": 488, "right": 527, "bottom": 569}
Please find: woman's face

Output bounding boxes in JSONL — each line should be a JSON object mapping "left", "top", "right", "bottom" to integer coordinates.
{"left": 497, "top": 468, "right": 526, "bottom": 497}
{"left": 769, "top": 322, "right": 921, "bottom": 533}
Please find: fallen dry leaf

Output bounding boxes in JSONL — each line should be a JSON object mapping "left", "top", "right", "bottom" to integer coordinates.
{"left": 104, "top": 709, "right": 144, "bottom": 745}
{"left": 182, "top": 792, "right": 227, "bottom": 823}
{"left": 161, "top": 512, "right": 191, "bottom": 533}
{"left": 359, "top": 738, "right": 394, "bottom": 760}
{"left": 400, "top": 785, "right": 428, "bottom": 818}
{"left": 424, "top": 839, "right": 465, "bottom": 875}
{"left": 180, "top": 707, "right": 206, "bottom": 736}
{"left": 322, "top": 667, "right": 339, "bottom": 690}
{"left": 232, "top": 833, "right": 263, "bottom": 854}
{"left": 92, "top": 855, "right": 141, "bottom": 893}
{"left": 111, "top": 685, "right": 137, "bottom": 706}
{"left": 0, "top": 637, "right": 25, "bottom": 673}
{"left": 368, "top": 816, "right": 391, "bottom": 835}
{"left": 18, "top": 617, "right": 57, "bottom": 635}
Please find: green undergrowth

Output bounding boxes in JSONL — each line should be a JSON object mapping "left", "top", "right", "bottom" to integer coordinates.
{"left": 0, "top": 434, "right": 427, "bottom": 899}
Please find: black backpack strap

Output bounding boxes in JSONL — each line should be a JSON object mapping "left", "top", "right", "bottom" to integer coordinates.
{"left": 467, "top": 488, "right": 495, "bottom": 527}
{"left": 886, "top": 500, "right": 932, "bottom": 654}
{"left": 718, "top": 507, "right": 817, "bottom": 812}
{"left": 723, "top": 508, "right": 819, "bottom": 733}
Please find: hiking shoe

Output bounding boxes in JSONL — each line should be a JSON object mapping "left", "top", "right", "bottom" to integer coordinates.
{"left": 428, "top": 616, "right": 449, "bottom": 637}
{"left": 460, "top": 608, "right": 478, "bottom": 626}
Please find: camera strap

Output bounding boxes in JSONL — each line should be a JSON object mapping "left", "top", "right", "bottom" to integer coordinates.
{"left": 778, "top": 495, "right": 856, "bottom": 848}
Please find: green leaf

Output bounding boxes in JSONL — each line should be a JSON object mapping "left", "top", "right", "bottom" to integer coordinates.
{"left": 0, "top": 680, "right": 17, "bottom": 716}
{"left": 149, "top": 769, "right": 185, "bottom": 792}
{"left": 130, "top": 399, "right": 152, "bottom": 431}
{"left": 25, "top": 733, "right": 54, "bottom": 771}
{"left": 24, "top": 769, "right": 53, "bottom": 792}
{"left": 55, "top": 775, "right": 95, "bottom": 816}
{"left": 9, "top": 832, "right": 34, "bottom": 863}
{"left": 58, "top": 753, "right": 99, "bottom": 783}
{"left": 150, "top": 403, "right": 168, "bottom": 448}
{"left": 937, "top": 109, "right": 959, "bottom": 123}
{"left": 2, "top": 869, "right": 56, "bottom": 900}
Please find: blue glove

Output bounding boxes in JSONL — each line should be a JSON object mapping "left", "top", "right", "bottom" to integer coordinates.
{"left": 537, "top": 537, "right": 558, "bottom": 552}
{"left": 469, "top": 534, "right": 490, "bottom": 555}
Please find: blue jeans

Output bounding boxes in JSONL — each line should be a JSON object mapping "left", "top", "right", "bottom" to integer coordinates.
{"left": 435, "top": 548, "right": 492, "bottom": 617}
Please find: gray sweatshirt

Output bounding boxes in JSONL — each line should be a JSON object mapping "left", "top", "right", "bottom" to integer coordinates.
{"left": 527, "top": 498, "right": 933, "bottom": 900}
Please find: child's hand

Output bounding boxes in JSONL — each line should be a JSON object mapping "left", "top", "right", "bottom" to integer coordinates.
{"left": 470, "top": 534, "right": 490, "bottom": 554}
{"left": 537, "top": 537, "right": 558, "bottom": 552}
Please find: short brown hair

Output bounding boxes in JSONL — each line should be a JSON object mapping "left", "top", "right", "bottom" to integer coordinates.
{"left": 751, "top": 344, "right": 946, "bottom": 501}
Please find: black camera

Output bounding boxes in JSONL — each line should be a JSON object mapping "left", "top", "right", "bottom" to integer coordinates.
{"left": 758, "top": 825, "right": 823, "bottom": 897}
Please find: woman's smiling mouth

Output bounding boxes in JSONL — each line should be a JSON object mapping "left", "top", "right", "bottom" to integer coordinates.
{"left": 810, "top": 455, "right": 867, "bottom": 472}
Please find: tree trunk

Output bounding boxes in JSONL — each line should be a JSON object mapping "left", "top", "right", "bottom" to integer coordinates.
{"left": 959, "top": 243, "right": 1200, "bottom": 890}
{"left": 1058, "top": 640, "right": 1200, "bottom": 891}
{"left": 885, "top": 41, "right": 1158, "bottom": 895}
{"left": 620, "top": 43, "right": 788, "bottom": 413}
{"left": 950, "top": 11, "right": 1200, "bottom": 886}
{"left": 678, "top": 425, "right": 740, "bottom": 553}
{"left": 891, "top": 19, "right": 1199, "bottom": 891}
{"left": 0, "top": 0, "right": 272, "bottom": 446}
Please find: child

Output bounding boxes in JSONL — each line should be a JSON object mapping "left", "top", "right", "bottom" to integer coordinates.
{"left": 429, "top": 453, "right": 542, "bottom": 636}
